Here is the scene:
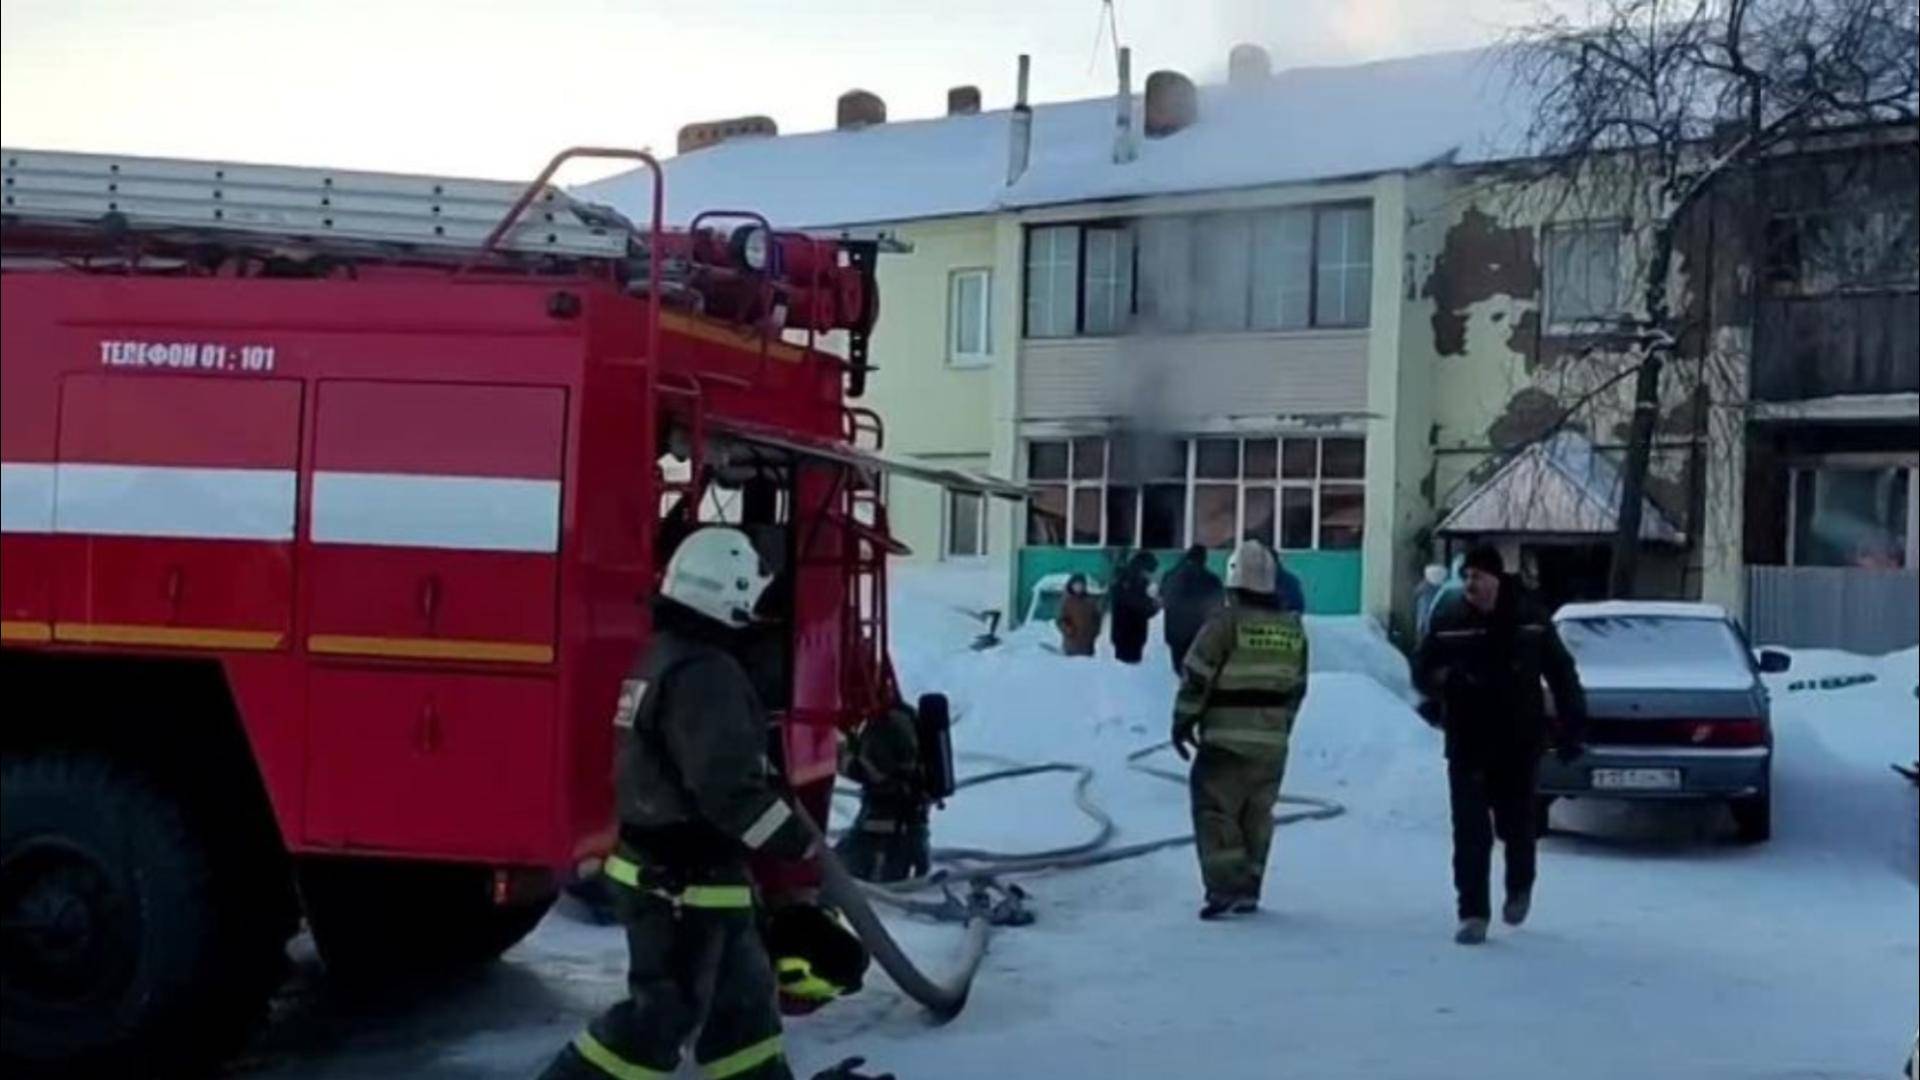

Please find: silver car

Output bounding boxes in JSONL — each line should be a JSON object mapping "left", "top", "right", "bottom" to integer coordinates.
{"left": 1539, "top": 601, "right": 1792, "bottom": 843}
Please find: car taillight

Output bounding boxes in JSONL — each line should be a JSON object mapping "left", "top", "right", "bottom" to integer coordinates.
{"left": 1682, "top": 719, "right": 1768, "bottom": 747}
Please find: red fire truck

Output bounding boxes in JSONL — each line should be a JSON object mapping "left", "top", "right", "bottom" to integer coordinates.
{"left": 0, "top": 146, "right": 1010, "bottom": 1074}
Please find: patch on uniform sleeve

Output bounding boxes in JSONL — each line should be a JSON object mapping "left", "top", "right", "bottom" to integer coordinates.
{"left": 1238, "top": 621, "right": 1306, "bottom": 656}
{"left": 612, "top": 678, "right": 647, "bottom": 729}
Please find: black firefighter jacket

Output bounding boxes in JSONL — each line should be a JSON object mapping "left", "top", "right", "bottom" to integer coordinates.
{"left": 615, "top": 615, "right": 812, "bottom": 872}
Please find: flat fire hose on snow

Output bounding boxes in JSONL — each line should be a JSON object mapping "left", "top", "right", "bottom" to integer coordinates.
{"left": 794, "top": 802, "right": 987, "bottom": 1022}
{"left": 811, "top": 740, "right": 1345, "bottom": 1020}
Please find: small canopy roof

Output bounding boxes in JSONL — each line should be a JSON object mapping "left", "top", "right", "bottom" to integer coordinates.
{"left": 1437, "top": 431, "right": 1683, "bottom": 543}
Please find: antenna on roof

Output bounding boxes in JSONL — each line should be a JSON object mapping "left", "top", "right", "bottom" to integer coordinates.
{"left": 1087, "top": 0, "right": 1124, "bottom": 76}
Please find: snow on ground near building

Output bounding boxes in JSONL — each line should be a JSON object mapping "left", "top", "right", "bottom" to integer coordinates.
{"left": 245, "top": 566, "right": 1917, "bottom": 1079}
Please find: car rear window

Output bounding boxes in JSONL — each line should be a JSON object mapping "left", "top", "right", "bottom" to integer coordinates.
{"left": 1555, "top": 616, "right": 1754, "bottom": 689}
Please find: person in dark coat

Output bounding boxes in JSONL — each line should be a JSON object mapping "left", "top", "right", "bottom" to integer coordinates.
{"left": 1161, "top": 545, "right": 1225, "bottom": 673}
{"left": 542, "top": 527, "right": 882, "bottom": 1080}
{"left": 1414, "top": 544, "right": 1587, "bottom": 946}
{"left": 1108, "top": 551, "right": 1160, "bottom": 665}
{"left": 1273, "top": 555, "right": 1307, "bottom": 614}
{"left": 1055, "top": 573, "right": 1102, "bottom": 657}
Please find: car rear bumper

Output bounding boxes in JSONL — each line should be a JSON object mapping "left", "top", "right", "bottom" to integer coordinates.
{"left": 1537, "top": 744, "right": 1771, "bottom": 799}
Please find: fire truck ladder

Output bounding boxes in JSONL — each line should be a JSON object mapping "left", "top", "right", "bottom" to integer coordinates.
{"left": 1, "top": 147, "right": 635, "bottom": 260}
{"left": 840, "top": 407, "right": 901, "bottom": 716}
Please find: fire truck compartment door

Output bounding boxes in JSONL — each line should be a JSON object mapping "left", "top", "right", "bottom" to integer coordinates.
{"left": 51, "top": 374, "right": 302, "bottom": 650}
{"left": 304, "top": 667, "right": 554, "bottom": 859}
{"left": 306, "top": 381, "right": 566, "bottom": 665}
{"left": 711, "top": 421, "right": 1027, "bottom": 500}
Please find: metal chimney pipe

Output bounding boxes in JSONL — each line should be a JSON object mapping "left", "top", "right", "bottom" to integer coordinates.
{"left": 1113, "top": 46, "right": 1136, "bottom": 164}
{"left": 1007, "top": 53, "right": 1033, "bottom": 186}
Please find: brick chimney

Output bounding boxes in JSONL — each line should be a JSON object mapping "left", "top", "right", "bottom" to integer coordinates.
{"left": 836, "top": 90, "right": 887, "bottom": 130}
{"left": 676, "top": 116, "right": 778, "bottom": 155}
{"left": 1143, "top": 70, "right": 1198, "bottom": 137}
{"left": 1228, "top": 43, "right": 1273, "bottom": 88}
{"left": 947, "top": 85, "right": 982, "bottom": 116}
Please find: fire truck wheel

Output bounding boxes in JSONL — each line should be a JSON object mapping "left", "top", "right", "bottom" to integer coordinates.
{"left": 301, "top": 859, "right": 555, "bottom": 980}
{"left": 0, "top": 753, "right": 231, "bottom": 1077}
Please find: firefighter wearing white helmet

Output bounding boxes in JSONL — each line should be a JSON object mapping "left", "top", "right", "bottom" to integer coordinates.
{"left": 1171, "top": 539, "right": 1310, "bottom": 920}
{"left": 543, "top": 527, "right": 877, "bottom": 1080}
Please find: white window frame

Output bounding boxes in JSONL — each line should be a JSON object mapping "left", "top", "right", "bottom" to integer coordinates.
{"left": 1025, "top": 226, "right": 1080, "bottom": 338}
{"left": 1312, "top": 205, "right": 1374, "bottom": 329}
{"left": 1020, "top": 434, "right": 1366, "bottom": 553}
{"left": 943, "top": 488, "right": 988, "bottom": 560}
{"left": 946, "top": 268, "right": 992, "bottom": 367}
{"left": 1543, "top": 220, "right": 1625, "bottom": 332}
{"left": 1786, "top": 459, "right": 1918, "bottom": 569}
{"left": 1025, "top": 437, "right": 1108, "bottom": 548}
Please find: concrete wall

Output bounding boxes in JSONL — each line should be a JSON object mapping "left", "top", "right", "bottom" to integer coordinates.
{"left": 1397, "top": 168, "right": 1745, "bottom": 613}
{"left": 998, "top": 176, "right": 1415, "bottom": 627}
{"left": 860, "top": 214, "right": 1003, "bottom": 561}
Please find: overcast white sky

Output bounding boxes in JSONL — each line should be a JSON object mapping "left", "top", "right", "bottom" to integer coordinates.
{"left": 2, "top": 0, "right": 1551, "bottom": 182}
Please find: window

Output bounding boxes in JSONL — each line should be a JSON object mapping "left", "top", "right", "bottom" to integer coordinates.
{"left": 1251, "top": 210, "right": 1313, "bottom": 330}
{"left": 1545, "top": 222, "right": 1622, "bottom": 328}
{"left": 1193, "top": 213, "right": 1254, "bottom": 331}
{"left": 945, "top": 490, "right": 986, "bottom": 558}
{"left": 1313, "top": 205, "right": 1373, "bottom": 327}
{"left": 1083, "top": 227, "right": 1134, "bottom": 335}
{"left": 947, "top": 269, "right": 992, "bottom": 365}
{"left": 1279, "top": 487, "right": 1315, "bottom": 550}
{"left": 1025, "top": 438, "right": 1107, "bottom": 547}
{"left": 1024, "top": 201, "right": 1373, "bottom": 338}
{"left": 1021, "top": 434, "right": 1365, "bottom": 554}
{"left": 1025, "top": 227, "right": 1080, "bottom": 338}
{"left": 1765, "top": 155, "right": 1920, "bottom": 296}
{"left": 1135, "top": 216, "right": 1193, "bottom": 332}
{"left": 1142, "top": 484, "right": 1188, "bottom": 549}
{"left": 1789, "top": 465, "right": 1915, "bottom": 569}
{"left": 1768, "top": 206, "right": 1919, "bottom": 295}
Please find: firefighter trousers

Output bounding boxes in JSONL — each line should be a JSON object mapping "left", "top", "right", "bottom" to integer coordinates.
{"left": 1447, "top": 755, "right": 1539, "bottom": 921}
{"left": 540, "top": 866, "right": 792, "bottom": 1080}
{"left": 1189, "top": 745, "right": 1289, "bottom": 902}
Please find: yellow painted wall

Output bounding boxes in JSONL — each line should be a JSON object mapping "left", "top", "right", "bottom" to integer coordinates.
{"left": 860, "top": 214, "right": 1003, "bottom": 561}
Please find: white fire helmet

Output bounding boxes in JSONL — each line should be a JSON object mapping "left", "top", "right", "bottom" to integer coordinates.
{"left": 1225, "top": 539, "right": 1278, "bottom": 595}
{"left": 659, "top": 526, "right": 773, "bottom": 627}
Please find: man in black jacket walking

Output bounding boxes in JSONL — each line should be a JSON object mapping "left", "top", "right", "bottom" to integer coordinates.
{"left": 1414, "top": 545, "right": 1587, "bottom": 945}
{"left": 1161, "top": 544, "right": 1224, "bottom": 674}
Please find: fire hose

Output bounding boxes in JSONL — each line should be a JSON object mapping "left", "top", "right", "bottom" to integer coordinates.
{"left": 812, "top": 741, "right": 1345, "bottom": 1020}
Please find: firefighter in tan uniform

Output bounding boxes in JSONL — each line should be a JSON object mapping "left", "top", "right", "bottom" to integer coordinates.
{"left": 542, "top": 527, "right": 885, "bottom": 1080}
{"left": 1171, "top": 540, "right": 1309, "bottom": 920}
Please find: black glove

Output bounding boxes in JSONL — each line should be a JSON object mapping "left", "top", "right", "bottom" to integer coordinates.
{"left": 1171, "top": 724, "right": 1197, "bottom": 762}
{"left": 811, "top": 1057, "right": 895, "bottom": 1080}
{"left": 1554, "top": 740, "right": 1582, "bottom": 765}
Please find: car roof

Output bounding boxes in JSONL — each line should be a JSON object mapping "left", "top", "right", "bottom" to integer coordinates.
{"left": 1552, "top": 600, "right": 1731, "bottom": 623}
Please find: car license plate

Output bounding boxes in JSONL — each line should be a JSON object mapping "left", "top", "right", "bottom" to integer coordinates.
{"left": 1590, "top": 767, "right": 1681, "bottom": 791}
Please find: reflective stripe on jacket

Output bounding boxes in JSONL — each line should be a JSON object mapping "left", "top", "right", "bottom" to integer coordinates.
{"left": 1174, "top": 601, "right": 1308, "bottom": 760}
{"left": 616, "top": 623, "right": 812, "bottom": 864}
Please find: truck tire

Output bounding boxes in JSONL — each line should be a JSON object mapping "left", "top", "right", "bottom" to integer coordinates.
{"left": 1, "top": 754, "right": 267, "bottom": 1078}
{"left": 301, "top": 859, "right": 554, "bottom": 980}
{"left": 1730, "top": 793, "right": 1772, "bottom": 844}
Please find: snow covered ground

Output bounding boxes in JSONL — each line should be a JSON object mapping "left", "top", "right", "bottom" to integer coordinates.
{"left": 242, "top": 565, "right": 1918, "bottom": 1079}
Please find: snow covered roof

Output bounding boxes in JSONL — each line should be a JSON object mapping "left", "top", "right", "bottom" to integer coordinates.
{"left": 575, "top": 47, "right": 1532, "bottom": 230}
{"left": 1436, "top": 431, "right": 1685, "bottom": 543}
{"left": 1555, "top": 600, "right": 1731, "bottom": 623}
